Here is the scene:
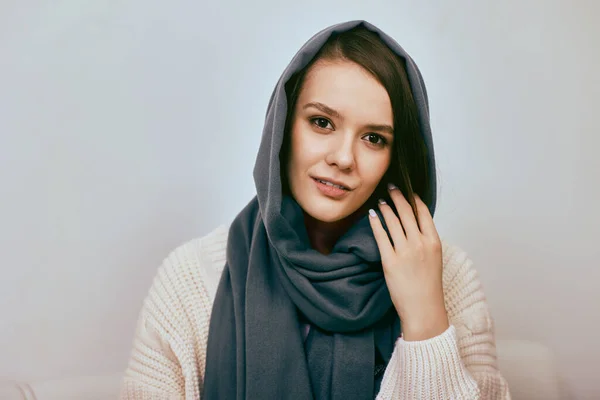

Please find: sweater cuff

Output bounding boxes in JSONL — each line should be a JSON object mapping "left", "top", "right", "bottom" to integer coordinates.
{"left": 377, "top": 325, "right": 480, "bottom": 399}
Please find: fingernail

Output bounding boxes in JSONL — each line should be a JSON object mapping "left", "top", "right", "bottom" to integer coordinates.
{"left": 387, "top": 183, "right": 398, "bottom": 191}
{"left": 368, "top": 209, "right": 377, "bottom": 218}
{"left": 378, "top": 198, "right": 386, "bottom": 205}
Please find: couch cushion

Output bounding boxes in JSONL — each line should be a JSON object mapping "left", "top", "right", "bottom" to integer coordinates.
{"left": 26, "top": 374, "right": 122, "bottom": 400}
{"left": 0, "top": 380, "right": 35, "bottom": 400}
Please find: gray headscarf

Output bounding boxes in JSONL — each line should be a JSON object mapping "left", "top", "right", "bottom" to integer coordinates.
{"left": 202, "top": 20, "right": 436, "bottom": 400}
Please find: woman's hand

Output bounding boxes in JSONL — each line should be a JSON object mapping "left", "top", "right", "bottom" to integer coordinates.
{"left": 368, "top": 183, "right": 449, "bottom": 341}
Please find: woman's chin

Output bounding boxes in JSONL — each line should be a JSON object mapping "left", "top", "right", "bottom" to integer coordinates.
{"left": 300, "top": 199, "right": 360, "bottom": 224}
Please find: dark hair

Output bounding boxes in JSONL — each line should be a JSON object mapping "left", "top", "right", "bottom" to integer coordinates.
{"left": 281, "top": 26, "right": 431, "bottom": 219}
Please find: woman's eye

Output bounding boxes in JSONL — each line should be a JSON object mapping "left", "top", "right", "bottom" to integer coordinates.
{"left": 364, "top": 133, "right": 388, "bottom": 147}
{"left": 311, "top": 117, "right": 333, "bottom": 130}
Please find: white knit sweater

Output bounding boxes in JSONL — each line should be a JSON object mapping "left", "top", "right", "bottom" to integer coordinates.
{"left": 120, "top": 224, "right": 511, "bottom": 399}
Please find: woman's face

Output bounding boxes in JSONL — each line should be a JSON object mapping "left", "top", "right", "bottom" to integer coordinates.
{"left": 286, "top": 59, "right": 394, "bottom": 223}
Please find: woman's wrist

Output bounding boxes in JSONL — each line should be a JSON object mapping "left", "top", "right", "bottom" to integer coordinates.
{"left": 400, "top": 303, "right": 449, "bottom": 341}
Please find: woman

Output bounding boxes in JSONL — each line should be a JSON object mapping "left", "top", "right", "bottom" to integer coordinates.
{"left": 121, "top": 20, "right": 511, "bottom": 399}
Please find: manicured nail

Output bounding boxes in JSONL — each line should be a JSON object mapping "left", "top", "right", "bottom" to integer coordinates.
{"left": 388, "top": 183, "right": 398, "bottom": 191}
{"left": 368, "top": 209, "right": 377, "bottom": 218}
{"left": 378, "top": 198, "right": 386, "bottom": 205}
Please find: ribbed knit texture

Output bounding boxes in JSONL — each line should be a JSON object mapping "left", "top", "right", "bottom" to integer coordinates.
{"left": 120, "top": 225, "right": 511, "bottom": 399}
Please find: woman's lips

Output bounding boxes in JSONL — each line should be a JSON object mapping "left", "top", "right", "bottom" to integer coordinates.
{"left": 312, "top": 177, "right": 350, "bottom": 199}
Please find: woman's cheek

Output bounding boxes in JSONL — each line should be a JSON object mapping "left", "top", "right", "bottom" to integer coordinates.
{"left": 362, "top": 151, "right": 390, "bottom": 184}
{"left": 293, "top": 124, "right": 315, "bottom": 150}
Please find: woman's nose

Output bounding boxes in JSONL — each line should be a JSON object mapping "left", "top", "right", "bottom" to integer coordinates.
{"left": 325, "top": 134, "right": 355, "bottom": 171}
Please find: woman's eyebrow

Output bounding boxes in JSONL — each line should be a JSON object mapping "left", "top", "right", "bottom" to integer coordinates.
{"left": 364, "top": 124, "right": 394, "bottom": 135}
{"left": 303, "top": 102, "right": 342, "bottom": 119}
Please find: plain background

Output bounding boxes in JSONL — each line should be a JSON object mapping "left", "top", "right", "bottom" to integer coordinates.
{"left": 1, "top": 0, "right": 598, "bottom": 398}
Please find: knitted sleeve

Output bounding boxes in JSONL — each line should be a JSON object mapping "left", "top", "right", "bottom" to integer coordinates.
{"left": 119, "top": 237, "right": 215, "bottom": 400}
{"left": 376, "top": 244, "right": 512, "bottom": 400}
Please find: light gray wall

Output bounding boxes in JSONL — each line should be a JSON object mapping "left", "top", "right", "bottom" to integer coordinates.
{"left": 1, "top": 0, "right": 598, "bottom": 398}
